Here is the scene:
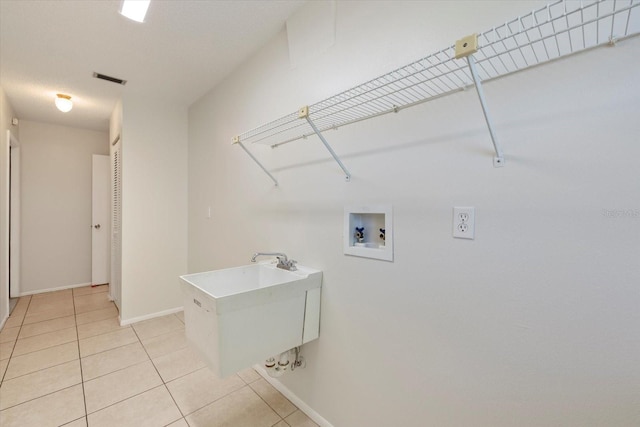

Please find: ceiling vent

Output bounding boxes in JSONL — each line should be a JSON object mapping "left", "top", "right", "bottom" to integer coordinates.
{"left": 93, "top": 72, "right": 127, "bottom": 85}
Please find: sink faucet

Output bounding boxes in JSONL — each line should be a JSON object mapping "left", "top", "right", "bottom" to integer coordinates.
{"left": 251, "top": 252, "right": 297, "bottom": 271}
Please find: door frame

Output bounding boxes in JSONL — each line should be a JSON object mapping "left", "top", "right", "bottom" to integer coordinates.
{"left": 3, "top": 130, "right": 20, "bottom": 315}
{"left": 9, "top": 134, "right": 20, "bottom": 297}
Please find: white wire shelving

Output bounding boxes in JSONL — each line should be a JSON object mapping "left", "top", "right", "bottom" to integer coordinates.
{"left": 233, "top": 0, "right": 640, "bottom": 185}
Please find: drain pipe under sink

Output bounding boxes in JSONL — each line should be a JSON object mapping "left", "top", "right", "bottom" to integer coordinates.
{"left": 264, "top": 347, "right": 304, "bottom": 377}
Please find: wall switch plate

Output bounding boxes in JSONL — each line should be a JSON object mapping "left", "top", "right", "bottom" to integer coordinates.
{"left": 453, "top": 207, "right": 475, "bottom": 239}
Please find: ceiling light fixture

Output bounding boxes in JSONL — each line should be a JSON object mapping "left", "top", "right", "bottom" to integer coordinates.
{"left": 55, "top": 94, "right": 73, "bottom": 113}
{"left": 120, "top": 0, "right": 150, "bottom": 23}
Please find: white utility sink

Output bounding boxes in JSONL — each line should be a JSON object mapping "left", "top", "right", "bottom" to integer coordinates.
{"left": 180, "top": 261, "right": 322, "bottom": 377}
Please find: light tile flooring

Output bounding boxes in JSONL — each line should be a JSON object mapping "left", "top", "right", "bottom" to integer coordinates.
{"left": 0, "top": 286, "right": 318, "bottom": 427}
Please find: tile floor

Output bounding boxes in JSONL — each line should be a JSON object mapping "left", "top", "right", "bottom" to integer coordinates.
{"left": 0, "top": 286, "right": 318, "bottom": 427}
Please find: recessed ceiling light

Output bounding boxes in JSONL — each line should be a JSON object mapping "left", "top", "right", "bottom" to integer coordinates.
{"left": 55, "top": 94, "right": 73, "bottom": 113}
{"left": 120, "top": 0, "right": 150, "bottom": 23}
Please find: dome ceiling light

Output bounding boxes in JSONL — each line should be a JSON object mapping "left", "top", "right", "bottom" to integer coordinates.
{"left": 55, "top": 94, "right": 73, "bottom": 113}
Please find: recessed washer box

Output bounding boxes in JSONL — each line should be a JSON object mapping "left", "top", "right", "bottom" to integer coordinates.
{"left": 344, "top": 205, "right": 393, "bottom": 262}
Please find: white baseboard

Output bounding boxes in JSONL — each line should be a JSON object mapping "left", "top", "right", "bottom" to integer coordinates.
{"left": 119, "top": 306, "right": 183, "bottom": 326}
{"left": 253, "top": 364, "right": 334, "bottom": 427}
{"left": 0, "top": 315, "right": 8, "bottom": 330}
{"left": 20, "top": 282, "right": 92, "bottom": 296}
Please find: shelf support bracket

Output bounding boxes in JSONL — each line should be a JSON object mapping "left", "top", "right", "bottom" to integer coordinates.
{"left": 299, "top": 106, "right": 352, "bottom": 181}
{"left": 233, "top": 136, "right": 278, "bottom": 186}
{"left": 455, "top": 34, "right": 505, "bottom": 167}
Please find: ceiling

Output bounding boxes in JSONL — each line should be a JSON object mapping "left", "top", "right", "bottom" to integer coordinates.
{"left": 0, "top": 0, "right": 306, "bottom": 131}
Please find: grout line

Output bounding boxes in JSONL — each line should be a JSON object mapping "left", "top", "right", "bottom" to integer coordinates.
{"left": 73, "top": 294, "right": 89, "bottom": 422}
{"left": 59, "top": 415, "right": 89, "bottom": 427}
{"left": 22, "top": 311, "right": 76, "bottom": 326}
{"left": 78, "top": 326, "right": 144, "bottom": 356}
{"left": 74, "top": 303, "right": 118, "bottom": 317}
{"left": 137, "top": 326, "right": 187, "bottom": 345}
{"left": 84, "top": 384, "right": 167, "bottom": 417}
{"left": 77, "top": 323, "right": 132, "bottom": 342}
{"left": 133, "top": 327, "right": 186, "bottom": 344}
{"left": 79, "top": 339, "right": 141, "bottom": 360}
{"left": 165, "top": 381, "right": 246, "bottom": 419}
{"left": 82, "top": 356, "right": 150, "bottom": 383}
{"left": 1, "top": 343, "right": 80, "bottom": 382}
{"left": 75, "top": 317, "right": 120, "bottom": 329}
{"left": 0, "top": 296, "right": 33, "bottom": 385}
{"left": 79, "top": 334, "right": 138, "bottom": 360}
{"left": 162, "top": 417, "right": 188, "bottom": 427}
{"left": 246, "top": 385, "right": 286, "bottom": 425}
{"left": 74, "top": 304, "right": 120, "bottom": 316}
{"left": 0, "top": 377, "right": 82, "bottom": 412}
{"left": 14, "top": 323, "right": 77, "bottom": 339}
{"left": 73, "top": 287, "right": 109, "bottom": 297}
{"left": 248, "top": 380, "right": 292, "bottom": 423}
{"left": 14, "top": 315, "right": 77, "bottom": 340}
{"left": 239, "top": 370, "right": 263, "bottom": 385}
{"left": 130, "top": 325, "right": 187, "bottom": 418}
{"left": 9, "top": 333, "right": 78, "bottom": 358}
{"left": 83, "top": 360, "right": 163, "bottom": 415}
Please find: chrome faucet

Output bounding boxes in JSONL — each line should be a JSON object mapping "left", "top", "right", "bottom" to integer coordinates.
{"left": 251, "top": 252, "right": 297, "bottom": 271}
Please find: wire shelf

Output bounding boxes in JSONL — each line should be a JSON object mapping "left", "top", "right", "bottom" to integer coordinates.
{"left": 235, "top": 0, "right": 640, "bottom": 148}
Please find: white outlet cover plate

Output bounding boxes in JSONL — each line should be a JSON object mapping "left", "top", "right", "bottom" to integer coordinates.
{"left": 453, "top": 207, "right": 475, "bottom": 239}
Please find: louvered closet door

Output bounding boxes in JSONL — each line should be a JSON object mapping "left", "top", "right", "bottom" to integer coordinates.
{"left": 110, "top": 138, "right": 122, "bottom": 310}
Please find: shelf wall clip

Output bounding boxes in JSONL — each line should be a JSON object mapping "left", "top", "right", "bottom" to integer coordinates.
{"left": 233, "top": 136, "right": 279, "bottom": 186}
{"left": 299, "top": 106, "right": 352, "bottom": 181}
{"left": 455, "top": 34, "right": 505, "bottom": 167}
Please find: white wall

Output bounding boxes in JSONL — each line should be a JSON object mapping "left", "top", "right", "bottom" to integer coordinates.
{"left": 0, "top": 87, "right": 19, "bottom": 324}
{"left": 118, "top": 95, "right": 188, "bottom": 323}
{"left": 19, "top": 121, "right": 108, "bottom": 294}
{"left": 188, "top": 2, "right": 640, "bottom": 426}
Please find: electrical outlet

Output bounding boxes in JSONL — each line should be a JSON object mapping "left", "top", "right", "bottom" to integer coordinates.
{"left": 453, "top": 207, "right": 475, "bottom": 239}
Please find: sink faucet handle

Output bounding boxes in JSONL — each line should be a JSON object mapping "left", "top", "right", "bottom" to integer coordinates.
{"left": 252, "top": 252, "right": 296, "bottom": 270}
{"left": 274, "top": 256, "right": 297, "bottom": 271}
{"left": 282, "top": 258, "right": 297, "bottom": 271}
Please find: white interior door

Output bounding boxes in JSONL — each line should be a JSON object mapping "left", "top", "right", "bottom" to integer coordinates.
{"left": 92, "top": 155, "right": 110, "bottom": 285}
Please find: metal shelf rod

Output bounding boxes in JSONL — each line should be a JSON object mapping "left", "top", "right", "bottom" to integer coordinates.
{"left": 302, "top": 109, "right": 352, "bottom": 182}
{"left": 233, "top": 139, "right": 278, "bottom": 186}
{"left": 466, "top": 54, "right": 504, "bottom": 167}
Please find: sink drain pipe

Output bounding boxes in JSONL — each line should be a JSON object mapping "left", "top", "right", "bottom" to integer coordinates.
{"left": 264, "top": 347, "right": 304, "bottom": 377}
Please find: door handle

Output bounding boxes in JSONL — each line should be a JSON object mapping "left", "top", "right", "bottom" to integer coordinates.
{"left": 94, "top": 224, "right": 101, "bottom": 229}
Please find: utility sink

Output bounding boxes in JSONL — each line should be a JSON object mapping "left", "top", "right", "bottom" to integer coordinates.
{"left": 180, "top": 262, "right": 322, "bottom": 377}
